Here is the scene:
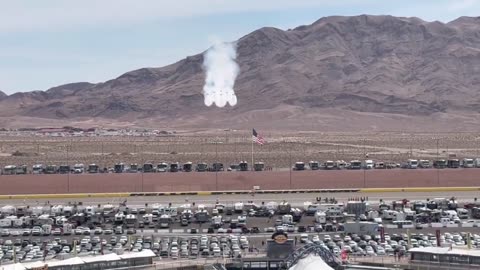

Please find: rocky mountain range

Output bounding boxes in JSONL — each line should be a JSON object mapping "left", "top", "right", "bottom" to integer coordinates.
{"left": 2, "top": 15, "right": 480, "bottom": 131}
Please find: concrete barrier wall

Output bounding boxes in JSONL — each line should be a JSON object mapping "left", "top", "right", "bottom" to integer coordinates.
{"left": 1, "top": 168, "right": 480, "bottom": 195}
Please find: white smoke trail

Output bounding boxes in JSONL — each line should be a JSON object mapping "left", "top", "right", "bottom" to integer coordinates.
{"left": 202, "top": 41, "right": 239, "bottom": 107}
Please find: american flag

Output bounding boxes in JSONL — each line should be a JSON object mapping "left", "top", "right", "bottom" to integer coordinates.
{"left": 252, "top": 128, "right": 266, "bottom": 145}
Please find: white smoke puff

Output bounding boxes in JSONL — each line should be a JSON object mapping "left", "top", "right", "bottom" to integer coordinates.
{"left": 202, "top": 41, "right": 239, "bottom": 107}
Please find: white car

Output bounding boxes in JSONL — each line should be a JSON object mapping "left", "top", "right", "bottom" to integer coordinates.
{"left": 170, "top": 247, "right": 179, "bottom": 259}
{"left": 300, "top": 234, "right": 309, "bottom": 243}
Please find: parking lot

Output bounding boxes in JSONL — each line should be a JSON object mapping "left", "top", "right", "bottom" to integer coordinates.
{"left": 0, "top": 191, "right": 479, "bottom": 264}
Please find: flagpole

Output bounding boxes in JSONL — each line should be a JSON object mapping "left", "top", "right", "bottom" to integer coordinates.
{"left": 251, "top": 131, "right": 254, "bottom": 171}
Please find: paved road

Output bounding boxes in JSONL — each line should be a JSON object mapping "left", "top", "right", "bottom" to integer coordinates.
{"left": 0, "top": 191, "right": 477, "bottom": 207}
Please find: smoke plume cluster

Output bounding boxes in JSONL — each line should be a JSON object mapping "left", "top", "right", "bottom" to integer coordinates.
{"left": 202, "top": 42, "right": 239, "bottom": 107}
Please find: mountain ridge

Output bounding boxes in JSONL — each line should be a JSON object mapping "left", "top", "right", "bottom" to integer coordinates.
{"left": 1, "top": 15, "right": 480, "bottom": 131}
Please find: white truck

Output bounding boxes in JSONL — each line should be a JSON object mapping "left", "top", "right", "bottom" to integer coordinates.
{"left": 364, "top": 160, "right": 374, "bottom": 169}
{"left": 125, "top": 214, "right": 137, "bottom": 227}
{"left": 315, "top": 211, "right": 327, "bottom": 224}
{"left": 212, "top": 216, "right": 223, "bottom": 228}
{"left": 159, "top": 214, "right": 171, "bottom": 228}
{"left": 282, "top": 215, "right": 293, "bottom": 225}
{"left": 73, "top": 164, "right": 85, "bottom": 174}
{"left": 234, "top": 202, "right": 244, "bottom": 213}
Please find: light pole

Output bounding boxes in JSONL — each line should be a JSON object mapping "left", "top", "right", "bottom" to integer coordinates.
{"left": 289, "top": 150, "right": 292, "bottom": 189}
{"left": 214, "top": 141, "right": 223, "bottom": 191}
{"left": 67, "top": 143, "right": 70, "bottom": 193}
{"left": 436, "top": 138, "right": 440, "bottom": 186}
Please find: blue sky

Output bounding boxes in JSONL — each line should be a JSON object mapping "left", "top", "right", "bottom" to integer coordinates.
{"left": 1, "top": 0, "right": 479, "bottom": 94}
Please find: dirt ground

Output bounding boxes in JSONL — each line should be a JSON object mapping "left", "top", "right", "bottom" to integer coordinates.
{"left": 1, "top": 131, "right": 480, "bottom": 169}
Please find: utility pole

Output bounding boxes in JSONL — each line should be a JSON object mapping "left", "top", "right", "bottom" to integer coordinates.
{"left": 216, "top": 141, "right": 218, "bottom": 191}
{"left": 289, "top": 149, "right": 292, "bottom": 189}
{"left": 66, "top": 143, "right": 70, "bottom": 193}
{"left": 436, "top": 138, "right": 440, "bottom": 186}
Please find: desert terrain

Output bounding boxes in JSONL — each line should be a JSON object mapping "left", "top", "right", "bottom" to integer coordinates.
{"left": 0, "top": 130, "right": 479, "bottom": 195}
{"left": 1, "top": 131, "right": 479, "bottom": 170}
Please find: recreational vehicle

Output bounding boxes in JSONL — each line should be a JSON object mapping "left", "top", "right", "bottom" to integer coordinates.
{"left": 447, "top": 159, "right": 460, "bottom": 168}
{"left": 143, "top": 163, "right": 154, "bottom": 173}
{"left": 58, "top": 165, "right": 71, "bottom": 174}
{"left": 128, "top": 163, "right": 139, "bottom": 172}
{"left": 210, "top": 162, "right": 224, "bottom": 172}
{"left": 407, "top": 159, "right": 418, "bottom": 169}
{"left": 350, "top": 160, "right": 362, "bottom": 170}
{"left": 32, "top": 164, "right": 44, "bottom": 174}
{"left": 364, "top": 160, "right": 374, "bottom": 169}
{"left": 114, "top": 163, "right": 125, "bottom": 173}
{"left": 169, "top": 163, "right": 179, "bottom": 172}
{"left": 157, "top": 162, "right": 168, "bottom": 172}
{"left": 419, "top": 160, "right": 431, "bottom": 168}
{"left": 309, "top": 161, "right": 319, "bottom": 170}
{"left": 88, "top": 164, "right": 99, "bottom": 173}
{"left": 182, "top": 162, "right": 193, "bottom": 172}
{"left": 196, "top": 163, "right": 208, "bottom": 172}
{"left": 324, "top": 161, "right": 335, "bottom": 170}
{"left": 254, "top": 162, "right": 265, "bottom": 171}
{"left": 3, "top": 165, "right": 16, "bottom": 175}
{"left": 433, "top": 159, "right": 447, "bottom": 169}
{"left": 238, "top": 161, "right": 248, "bottom": 171}
{"left": 294, "top": 162, "right": 305, "bottom": 171}
{"left": 45, "top": 165, "right": 58, "bottom": 174}
{"left": 462, "top": 158, "right": 474, "bottom": 168}
{"left": 159, "top": 214, "right": 171, "bottom": 228}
